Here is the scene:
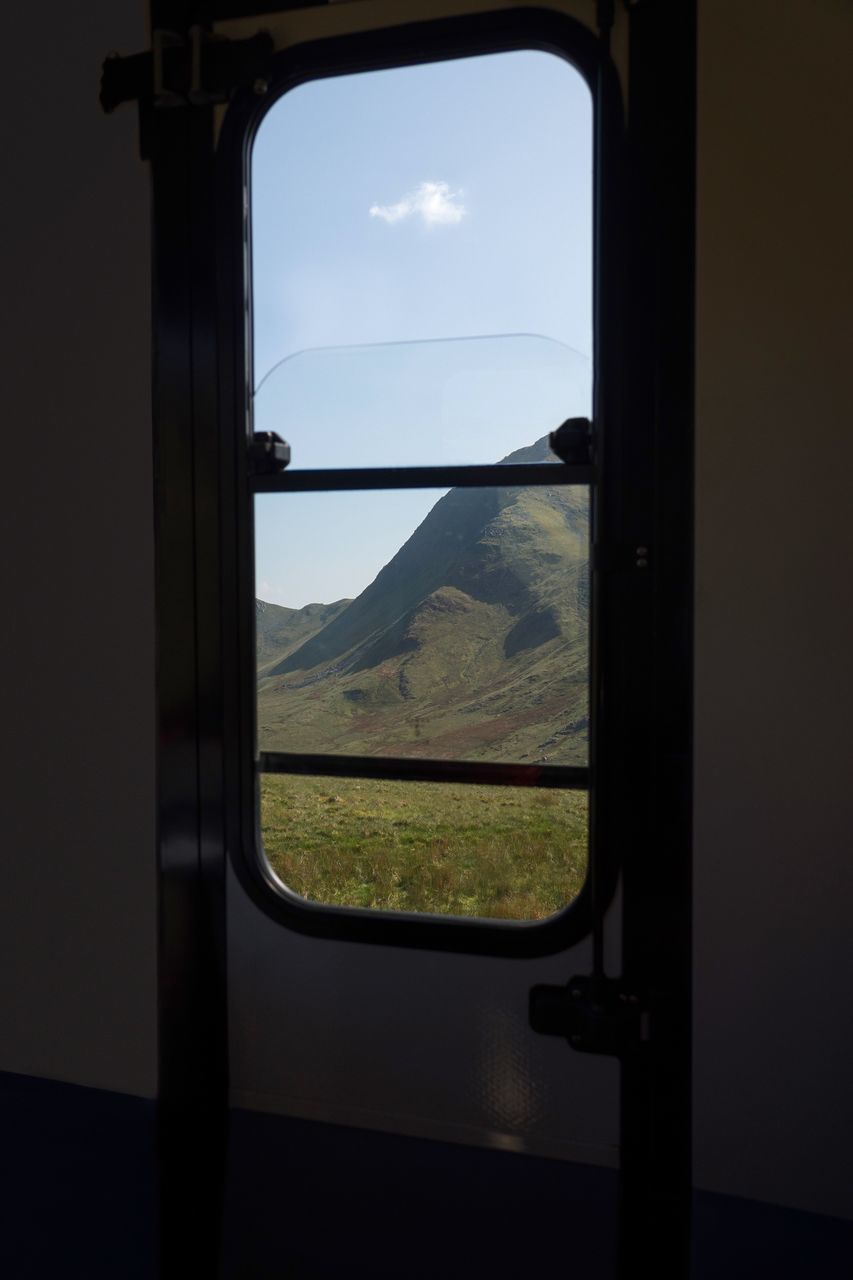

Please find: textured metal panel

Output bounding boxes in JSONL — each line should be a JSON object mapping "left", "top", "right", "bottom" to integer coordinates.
{"left": 228, "top": 863, "right": 620, "bottom": 1164}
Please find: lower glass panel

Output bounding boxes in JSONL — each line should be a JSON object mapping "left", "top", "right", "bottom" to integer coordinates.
{"left": 260, "top": 774, "right": 587, "bottom": 920}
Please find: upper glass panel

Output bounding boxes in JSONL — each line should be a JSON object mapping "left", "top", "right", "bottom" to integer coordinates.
{"left": 251, "top": 50, "right": 592, "bottom": 468}
{"left": 253, "top": 334, "right": 590, "bottom": 470}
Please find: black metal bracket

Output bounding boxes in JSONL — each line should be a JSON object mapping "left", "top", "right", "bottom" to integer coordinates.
{"left": 249, "top": 431, "right": 291, "bottom": 475}
{"left": 100, "top": 27, "right": 273, "bottom": 114}
{"left": 529, "top": 974, "right": 646, "bottom": 1057}
{"left": 549, "top": 416, "right": 593, "bottom": 467}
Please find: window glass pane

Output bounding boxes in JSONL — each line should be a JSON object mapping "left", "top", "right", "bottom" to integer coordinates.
{"left": 253, "top": 334, "right": 590, "bottom": 470}
{"left": 250, "top": 48, "right": 593, "bottom": 920}
{"left": 251, "top": 50, "right": 592, "bottom": 468}
{"left": 260, "top": 774, "right": 587, "bottom": 920}
{"left": 256, "top": 470, "right": 589, "bottom": 768}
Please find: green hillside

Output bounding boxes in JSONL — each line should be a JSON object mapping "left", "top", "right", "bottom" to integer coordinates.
{"left": 256, "top": 597, "right": 351, "bottom": 675}
{"left": 257, "top": 437, "right": 589, "bottom": 765}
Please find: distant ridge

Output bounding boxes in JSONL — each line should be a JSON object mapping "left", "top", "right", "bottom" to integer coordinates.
{"left": 256, "top": 597, "right": 351, "bottom": 674}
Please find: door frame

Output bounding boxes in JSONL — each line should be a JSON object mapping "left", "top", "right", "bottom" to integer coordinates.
{"left": 144, "top": 1, "right": 694, "bottom": 1275}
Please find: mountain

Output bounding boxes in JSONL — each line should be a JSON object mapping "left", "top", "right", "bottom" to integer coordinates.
{"left": 257, "top": 437, "right": 589, "bottom": 765}
{"left": 256, "top": 598, "right": 351, "bottom": 675}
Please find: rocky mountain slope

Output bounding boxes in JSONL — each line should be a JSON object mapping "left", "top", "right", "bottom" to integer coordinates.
{"left": 256, "top": 437, "right": 589, "bottom": 765}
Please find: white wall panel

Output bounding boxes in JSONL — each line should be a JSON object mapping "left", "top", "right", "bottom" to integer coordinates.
{"left": 694, "top": 0, "right": 853, "bottom": 1221}
{"left": 0, "top": 0, "right": 156, "bottom": 1098}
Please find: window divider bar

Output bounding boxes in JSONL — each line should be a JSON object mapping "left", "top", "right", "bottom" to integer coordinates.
{"left": 258, "top": 751, "right": 589, "bottom": 790}
{"left": 252, "top": 462, "right": 595, "bottom": 494}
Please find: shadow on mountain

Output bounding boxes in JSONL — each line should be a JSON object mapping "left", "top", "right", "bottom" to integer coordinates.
{"left": 504, "top": 606, "right": 561, "bottom": 658}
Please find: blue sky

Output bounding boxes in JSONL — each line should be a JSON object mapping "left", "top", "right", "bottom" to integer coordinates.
{"left": 252, "top": 49, "right": 592, "bottom": 606}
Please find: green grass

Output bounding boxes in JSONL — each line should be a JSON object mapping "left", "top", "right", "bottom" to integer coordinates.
{"left": 260, "top": 774, "right": 588, "bottom": 920}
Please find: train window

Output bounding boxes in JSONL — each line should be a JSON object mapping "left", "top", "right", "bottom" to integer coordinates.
{"left": 242, "top": 40, "right": 605, "bottom": 939}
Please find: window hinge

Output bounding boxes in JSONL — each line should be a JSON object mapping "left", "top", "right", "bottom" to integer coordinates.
{"left": 100, "top": 26, "right": 274, "bottom": 114}
{"left": 529, "top": 974, "right": 648, "bottom": 1057}
{"left": 249, "top": 432, "right": 291, "bottom": 475}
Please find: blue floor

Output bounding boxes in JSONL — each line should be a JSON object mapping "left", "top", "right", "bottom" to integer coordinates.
{"left": 3, "top": 1072, "right": 851, "bottom": 1278}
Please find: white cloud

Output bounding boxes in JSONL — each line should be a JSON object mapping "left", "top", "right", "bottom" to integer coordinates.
{"left": 369, "top": 180, "right": 466, "bottom": 227}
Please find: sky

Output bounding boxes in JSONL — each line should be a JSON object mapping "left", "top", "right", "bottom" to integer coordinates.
{"left": 252, "top": 50, "right": 592, "bottom": 607}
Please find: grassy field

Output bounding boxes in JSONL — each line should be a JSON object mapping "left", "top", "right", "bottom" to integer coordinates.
{"left": 260, "top": 774, "right": 588, "bottom": 920}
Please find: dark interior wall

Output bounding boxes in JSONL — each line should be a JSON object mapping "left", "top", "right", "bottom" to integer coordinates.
{"left": 694, "top": 0, "right": 853, "bottom": 1221}
{"left": 0, "top": 0, "right": 156, "bottom": 1097}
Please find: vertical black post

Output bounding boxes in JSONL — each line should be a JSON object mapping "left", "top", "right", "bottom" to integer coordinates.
{"left": 619, "top": 0, "right": 695, "bottom": 1276}
{"left": 148, "top": 6, "right": 229, "bottom": 1277}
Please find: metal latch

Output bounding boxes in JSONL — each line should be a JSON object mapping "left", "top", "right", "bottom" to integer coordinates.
{"left": 549, "top": 416, "right": 593, "bottom": 466}
{"left": 100, "top": 27, "right": 273, "bottom": 114}
{"left": 249, "top": 432, "right": 291, "bottom": 475}
{"left": 529, "top": 974, "right": 647, "bottom": 1057}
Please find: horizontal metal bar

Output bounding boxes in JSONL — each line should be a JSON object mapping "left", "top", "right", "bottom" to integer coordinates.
{"left": 252, "top": 462, "right": 595, "bottom": 494}
{"left": 258, "top": 751, "right": 589, "bottom": 790}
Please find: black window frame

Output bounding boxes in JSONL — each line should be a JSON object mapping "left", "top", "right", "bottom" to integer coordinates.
{"left": 216, "top": 7, "right": 629, "bottom": 957}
